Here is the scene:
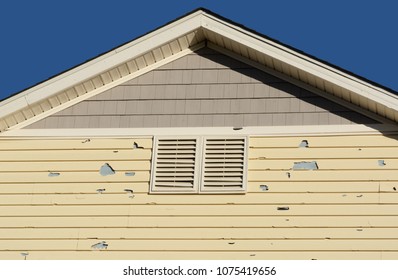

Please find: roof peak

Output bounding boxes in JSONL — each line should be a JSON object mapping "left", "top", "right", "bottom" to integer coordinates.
{"left": 1, "top": 8, "right": 397, "bottom": 132}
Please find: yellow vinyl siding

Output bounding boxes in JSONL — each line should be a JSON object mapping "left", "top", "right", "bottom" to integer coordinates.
{"left": 248, "top": 135, "right": 398, "bottom": 147}
{"left": 0, "top": 161, "right": 151, "bottom": 172}
{"left": 0, "top": 193, "right": 397, "bottom": 205}
{"left": 2, "top": 227, "right": 398, "bottom": 239}
{"left": 2, "top": 205, "right": 397, "bottom": 215}
{"left": 0, "top": 149, "right": 151, "bottom": 161}
{"left": 0, "top": 134, "right": 398, "bottom": 259}
{"left": 2, "top": 239, "right": 398, "bottom": 251}
{"left": 0, "top": 251, "right": 396, "bottom": 260}
{"left": 0, "top": 138, "right": 152, "bottom": 150}
{"left": 1, "top": 181, "right": 394, "bottom": 194}
{"left": 1, "top": 216, "right": 396, "bottom": 227}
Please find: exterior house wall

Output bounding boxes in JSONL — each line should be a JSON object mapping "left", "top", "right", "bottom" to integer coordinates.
{"left": 3, "top": 8, "right": 398, "bottom": 261}
{"left": 25, "top": 48, "right": 377, "bottom": 129}
{"left": 0, "top": 133, "right": 397, "bottom": 259}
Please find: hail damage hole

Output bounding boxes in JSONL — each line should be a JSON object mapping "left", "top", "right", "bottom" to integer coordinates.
{"left": 393, "top": 187, "right": 397, "bottom": 191}
{"left": 96, "top": 188, "right": 106, "bottom": 194}
{"left": 100, "top": 163, "right": 115, "bottom": 176}
{"left": 20, "top": 252, "right": 29, "bottom": 260}
{"left": 277, "top": 206, "right": 290, "bottom": 211}
{"left": 260, "top": 185, "right": 269, "bottom": 191}
{"left": 125, "top": 172, "right": 136, "bottom": 176}
{"left": 299, "top": 140, "right": 309, "bottom": 148}
{"left": 124, "top": 189, "right": 134, "bottom": 198}
{"left": 48, "top": 172, "right": 60, "bottom": 177}
{"left": 133, "top": 142, "right": 144, "bottom": 149}
{"left": 233, "top": 127, "right": 243, "bottom": 130}
{"left": 292, "top": 161, "right": 318, "bottom": 170}
{"left": 91, "top": 241, "right": 108, "bottom": 250}
{"left": 378, "top": 160, "right": 386, "bottom": 166}
{"left": 82, "top": 139, "right": 91, "bottom": 143}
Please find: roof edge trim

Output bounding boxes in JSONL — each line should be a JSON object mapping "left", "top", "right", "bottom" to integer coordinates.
{"left": 0, "top": 10, "right": 205, "bottom": 119}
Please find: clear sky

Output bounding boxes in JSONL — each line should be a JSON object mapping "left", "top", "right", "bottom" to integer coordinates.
{"left": 1, "top": 0, "right": 397, "bottom": 101}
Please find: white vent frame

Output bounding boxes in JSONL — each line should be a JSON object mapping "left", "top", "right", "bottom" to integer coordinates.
{"left": 200, "top": 136, "right": 248, "bottom": 193}
{"left": 150, "top": 136, "right": 248, "bottom": 194}
{"left": 150, "top": 137, "right": 201, "bottom": 193}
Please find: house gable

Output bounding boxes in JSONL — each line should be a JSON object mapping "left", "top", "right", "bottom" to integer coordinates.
{"left": 25, "top": 47, "right": 378, "bottom": 129}
{"left": 1, "top": 9, "right": 398, "bottom": 133}
{"left": 1, "top": 9, "right": 398, "bottom": 261}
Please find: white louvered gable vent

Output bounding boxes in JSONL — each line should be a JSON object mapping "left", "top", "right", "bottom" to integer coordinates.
{"left": 150, "top": 138, "right": 200, "bottom": 193}
{"left": 200, "top": 137, "right": 247, "bottom": 193}
{"left": 150, "top": 136, "right": 247, "bottom": 194}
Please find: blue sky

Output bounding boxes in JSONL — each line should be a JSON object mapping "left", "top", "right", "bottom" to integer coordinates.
{"left": 1, "top": 0, "right": 397, "bottom": 100}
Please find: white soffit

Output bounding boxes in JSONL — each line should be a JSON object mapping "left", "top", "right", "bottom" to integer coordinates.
{"left": 1, "top": 8, "right": 398, "bottom": 132}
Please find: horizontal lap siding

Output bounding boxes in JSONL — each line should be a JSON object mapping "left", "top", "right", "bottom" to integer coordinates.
{"left": 245, "top": 134, "right": 398, "bottom": 260}
{"left": 0, "top": 134, "right": 398, "bottom": 259}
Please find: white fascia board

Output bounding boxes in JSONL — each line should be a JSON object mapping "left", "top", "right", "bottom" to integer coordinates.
{"left": 0, "top": 11, "right": 204, "bottom": 119}
{"left": 2, "top": 124, "right": 398, "bottom": 138}
{"left": 201, "top": 13, "right": 398, "bottom": 111}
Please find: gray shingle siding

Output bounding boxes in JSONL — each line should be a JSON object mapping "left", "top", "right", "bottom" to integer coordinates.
{"left": 26, "top": 48, "right": 378, "bottom": 129}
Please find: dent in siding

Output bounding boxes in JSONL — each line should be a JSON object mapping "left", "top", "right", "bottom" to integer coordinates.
{"left": 292, "top": 161, "right": 319, "bottom": 170}
{"left": 99, "top": 163, "right": 115, "bottom": 176}
{"left": 125, "top": 172, "right": 136, "bottom": 176}
{"left": 259, "top": 185, "right": 269, "bottom": 191}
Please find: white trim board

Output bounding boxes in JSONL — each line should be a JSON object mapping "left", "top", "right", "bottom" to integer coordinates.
{"left": 202, "top": 13, "right": 398, "bottom": 109}
{"left": 2, "top": 124, "right": 397, "bottom": 138}
{"left": 0, "top": 11, "right": 204, "bottom": 118}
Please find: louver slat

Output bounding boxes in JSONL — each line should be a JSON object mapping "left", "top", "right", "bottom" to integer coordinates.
{"left": 201, "top": 138, "right": 247, "bottom": 192}
{"left": 151, "top": 138, "right": 199, "bottom": 192}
